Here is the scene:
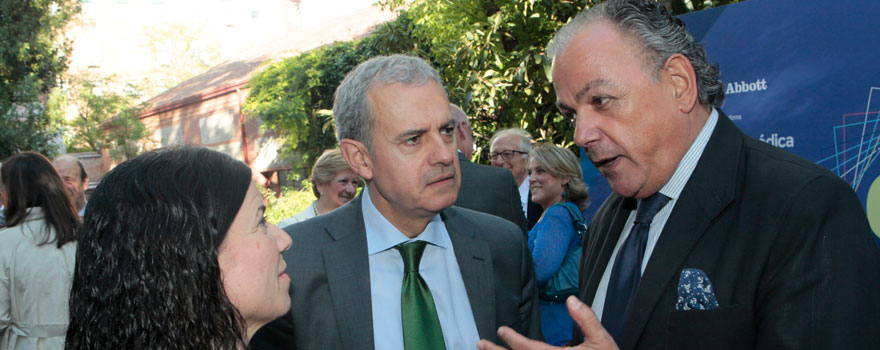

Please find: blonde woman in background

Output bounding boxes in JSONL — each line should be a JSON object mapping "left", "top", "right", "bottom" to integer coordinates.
{"left": 278, "top": 149, "right": 359, "bottom": 228}
{"left": 526, "top": 143, "right": 589, "bottom": 346}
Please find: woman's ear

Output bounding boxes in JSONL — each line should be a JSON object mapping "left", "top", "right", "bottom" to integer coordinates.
{"left": 339, "top": 139, "right": 373, "bottom": 181}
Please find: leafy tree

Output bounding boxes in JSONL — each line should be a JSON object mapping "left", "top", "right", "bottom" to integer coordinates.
{"left": 64, "top": 74, "right": 150, "bottom": 161}
{"left": 0, "top": 0, "right": 80, "bottom": 160}
{"left": 246, "top": 0, "right": 745, "bottom": 177}
{"left": 374, "top": 0, "right": 590, "bottom": 162}
{"left": 245, "top": 35, "right": 408, "bottom": 174}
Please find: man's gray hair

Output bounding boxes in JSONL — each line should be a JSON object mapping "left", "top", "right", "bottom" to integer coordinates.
{"left": 449, "top": 104, "right": 470, "bottom": 127}
{"left": 490, "top": 128, "right": 533, "bottom": 157}
{"left": 547, "top": 0, "right": 724, "bottom": 108}
{"left": 333, "top": 55, "right": 447, "bottom": 151}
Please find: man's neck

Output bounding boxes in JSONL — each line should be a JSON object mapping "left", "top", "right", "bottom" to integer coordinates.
{"left": 366, "top": 185, "right": 435, "bottom": 238}
{"left": 515, "top": 173, "right": 527, "bottom": 187}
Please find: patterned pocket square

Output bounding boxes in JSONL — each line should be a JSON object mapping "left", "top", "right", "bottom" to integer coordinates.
{"left": 676, "top": 268, "right": 719, "bottom": 311}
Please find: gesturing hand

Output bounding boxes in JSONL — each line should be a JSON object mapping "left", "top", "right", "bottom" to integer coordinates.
{"left": 476, "top": 296, "right": 618, "bottom": 350}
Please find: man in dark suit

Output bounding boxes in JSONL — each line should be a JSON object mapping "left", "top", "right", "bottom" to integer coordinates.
{"left": 450, "top": 104, "right": 528, "bottom": 234}
{"left": 489, "top": 128, "right": 544, "bottom": 229}
{"left": 251, "top": 55, "right": 541, "bottom": 350}
{"left": 477, "top": 1, "right": 880, "bottom": 350}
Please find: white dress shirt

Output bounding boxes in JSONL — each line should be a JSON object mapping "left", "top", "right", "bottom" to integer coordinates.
{"left": 518, "top": 176, "right": 530, "bottom": 217}
{"left": 591, "top": 109, "right": 719, "bottom": 321}
{"left": 362, "top": 186, "right": 480, "bottom": 349}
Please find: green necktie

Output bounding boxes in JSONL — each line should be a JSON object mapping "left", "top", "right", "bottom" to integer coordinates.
{"left": 395, "top": 241, "right": 446, "bottom": 350}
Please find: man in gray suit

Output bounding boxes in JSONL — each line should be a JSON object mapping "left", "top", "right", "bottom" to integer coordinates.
{"left": 250, "top": 55, "right": 541, "bottom": 350}
{"left": 450, "top": 104, "right": 528, "bottom": 234}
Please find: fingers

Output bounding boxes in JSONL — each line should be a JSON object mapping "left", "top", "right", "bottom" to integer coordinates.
{"left": 566, "top": 296, "right": 618, "bottom": 349}
{"left": 476, "top": 339, "right": 508, "bottom": 350}
{"left": 477, "top": 326, "right": 556, "bottom": 350}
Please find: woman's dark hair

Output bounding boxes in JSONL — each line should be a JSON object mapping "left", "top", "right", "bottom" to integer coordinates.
{"left": 64, "top": 146, "right": 253, "bottom": 350}
{"left": 1, "top": 152, "right": 80, "bottom": 247}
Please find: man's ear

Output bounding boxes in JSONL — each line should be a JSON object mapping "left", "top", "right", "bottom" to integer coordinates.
{"left": 339, "top": 139, "right": 374, "bottom": 181}
{"left": 82, "top": 176, "right": 89, "bottom": 192}
{"left": 663, "top": 53, "right": 699, "bottom": 114}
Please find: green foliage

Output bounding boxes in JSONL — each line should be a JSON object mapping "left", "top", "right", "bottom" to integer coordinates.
{"left": 259, "top": 184, "right": 316, "bottom": 225}
{"left": 104, "top": 107, "right": 151, "bottom": 161}
{"left": 245, "top": 37, "right": 397, "bottom": 174}
{"left": 0, "top": 0, "right": 80, "bottom": 160}
{"left": 381, "top": 0, "right": 588, "bottom": 160}
{"left": 0, "top": 102, "right": 61, "bottom": 160}
{"left": 246, "top": 0, "right": 746, "bottom": 173}
{"left": 64, "top": 74, "right": 150, "bottom": 161}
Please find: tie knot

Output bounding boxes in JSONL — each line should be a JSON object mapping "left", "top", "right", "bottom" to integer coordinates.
{"left": 634, "top": 193, "right": 670, "bottom": 225}
{"left": 395, "top": 241, "right": 428, "bottom": 272}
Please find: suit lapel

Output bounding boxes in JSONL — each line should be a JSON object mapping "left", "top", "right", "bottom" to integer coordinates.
{"left": 322, "top": 195, "right": 374, "bottom": 350}
{"left": 580, "top": 194, "right": 635, "bottom": 305}
{"left": 622, "top": 114, "right": 741, "bottom": 349}
{"left": 443, "top": 208, "right": 496, "bottom": 339}
{"left": 527, "top": 191, "right": 543, "bottom": 229}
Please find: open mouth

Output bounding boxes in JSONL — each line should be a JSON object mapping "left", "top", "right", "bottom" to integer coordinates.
{"left": 593, "top": 156, "right": 619, "bottom": 169}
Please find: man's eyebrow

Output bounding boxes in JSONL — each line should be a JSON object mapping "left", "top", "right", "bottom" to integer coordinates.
{"left": 395, "top": 128, "right": 428, "bottom": 142}
{"left": 555, "top": 78, "right": 612, "bottom": 112}
{"left": 440, "top": 118, "right": 455, "bottom": 129}
{"left": 574, "top": 79, "right": 612, "bottom": 102}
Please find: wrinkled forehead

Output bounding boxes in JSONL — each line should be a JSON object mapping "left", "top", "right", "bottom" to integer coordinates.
{"left": 491, "top": 135, "right": 524, "bottom": 152}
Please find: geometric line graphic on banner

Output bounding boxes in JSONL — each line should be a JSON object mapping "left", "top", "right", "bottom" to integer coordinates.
{"left": 818, "top": 87, "right": 880, "bottom": 191}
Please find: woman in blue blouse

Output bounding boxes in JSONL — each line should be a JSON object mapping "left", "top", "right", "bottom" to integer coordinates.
{"left": 527, "top": 143, "right": 589, "bottom": 346}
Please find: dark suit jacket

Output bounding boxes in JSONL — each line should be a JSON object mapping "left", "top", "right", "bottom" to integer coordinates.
{"left": 455, "top": 152, "right": 528, "bottom": 235}
{"left": 251, "top": 194, "right": 542, "bottom": 350}
{"left": 526, "top": 191, "right": 543, "bottom": 230}
{"left": 574, "top": 112, "right": 880, "bottom": 349}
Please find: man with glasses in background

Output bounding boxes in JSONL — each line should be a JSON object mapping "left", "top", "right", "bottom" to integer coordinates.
{"left": 490, "top": 129, "right": 543, "bottom": 229}
{"left": 451, "top": 105, "right": 528, "bottom": 235}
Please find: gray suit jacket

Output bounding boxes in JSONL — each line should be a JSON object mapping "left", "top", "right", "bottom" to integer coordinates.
{"left": 251, "top": 194, "right": 542, "bottom": 350}
{"left": 455, "top": 152, "right": 528, "bottom": 235}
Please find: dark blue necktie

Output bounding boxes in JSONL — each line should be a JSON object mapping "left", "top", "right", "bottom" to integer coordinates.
{"left": 601, "top": 193, "right": 670, "bottom": 345}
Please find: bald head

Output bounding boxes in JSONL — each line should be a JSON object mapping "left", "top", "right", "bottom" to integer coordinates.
{"left": 53, "top": 155, "right": 88, "bottom": 213}
{"left": 450, "top": 104, "right": 475, "bottom": 159}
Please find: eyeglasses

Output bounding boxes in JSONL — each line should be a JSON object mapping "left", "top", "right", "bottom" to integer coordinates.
{"left": 489, "top": 150, "right": 528, "bottom": 160}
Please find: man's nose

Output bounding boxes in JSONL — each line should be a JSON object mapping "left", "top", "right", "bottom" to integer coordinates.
{"left": 574, "top": 113, "right": 601, "bottom": 148}
{"left": 428, "top": 135, "right": 455, "bottom": 166}
{"left": 490, "top": 154, "right": 503, "bottom": 166}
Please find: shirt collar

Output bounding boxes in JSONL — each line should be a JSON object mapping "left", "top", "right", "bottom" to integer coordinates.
{"left": 658, "top": 108, "right": 719, "bottom": 201}
{"left": 361, "top": 185, "right": 449, "bottom": 255}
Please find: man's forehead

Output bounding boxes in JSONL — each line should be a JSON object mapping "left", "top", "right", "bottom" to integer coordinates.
{"left": 54, "top": 162, "right": 78, "bottom": 174}
{"left": 552, "top": 21, "right": 637, "bottom": 73}
{"left": 369, "top": 83, "right": 450, "bottom": 131}
{"left": 492, "top": 135, "right": 521, "bottom": 150}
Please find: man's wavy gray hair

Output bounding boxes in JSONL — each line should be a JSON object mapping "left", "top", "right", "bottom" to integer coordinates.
{"left": 333, "top": 55, "right": 447, "bottom": 151}
{"left": 547, "top": 0, "right": 724, "bottom": 108}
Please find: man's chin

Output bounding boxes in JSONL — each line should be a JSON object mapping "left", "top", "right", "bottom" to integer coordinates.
{"left": 424, "top": 194, "right": 457, "bottom": 213}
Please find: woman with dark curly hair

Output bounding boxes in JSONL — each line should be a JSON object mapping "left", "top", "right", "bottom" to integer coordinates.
{"left": 64, "top": 147, "right": 292, "bottom": 350}
{"left": 0, "top": 152, "right": 80, "bottom": 349}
